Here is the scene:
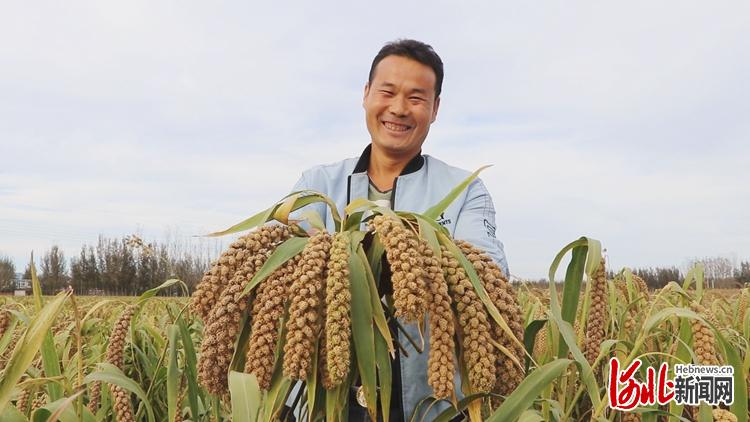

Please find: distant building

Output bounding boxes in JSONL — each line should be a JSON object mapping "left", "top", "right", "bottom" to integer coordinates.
{"left": 13, "top": 274, "right": 31, "bottom": 290}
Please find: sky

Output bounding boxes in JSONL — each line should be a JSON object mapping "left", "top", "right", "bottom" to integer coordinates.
{"left": 1, "top": 1, "right": 749, "bottom": 280}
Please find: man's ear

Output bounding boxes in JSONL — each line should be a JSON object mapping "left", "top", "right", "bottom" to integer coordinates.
{"left": 431, "top": 96, "right": 441, "bottom": 123}
{"left": 362, "top": 83, "right": 371, "bottom": 107}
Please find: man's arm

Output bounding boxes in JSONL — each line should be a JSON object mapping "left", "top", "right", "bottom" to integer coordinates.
{"left": 453, "top": 178, "right": 510, "bottom": 277}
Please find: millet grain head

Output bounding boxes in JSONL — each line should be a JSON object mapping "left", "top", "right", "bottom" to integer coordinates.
{"left": 191, "top": 225, "right": 291, "bottom": 321}
{"left": 15, "top": 388, "right": 31, "bottom": 415}
{"left": 618, "top": 410, "right": 642, "bottom": 422}
{"left": 106, "top": 304, "right": 137, "bottom": 369}
{"left": 197, "top": 240, "right": 279, "bottom": 395}
{"left": 110, "top": 384, "right": 135, "bottom": 422}
{"left": 584, "top": 257, "right": 607, "bottom": 367}
{"left": 456, "top": 239, "right": 526, "bottom": 398}
{"left": 712, "top": 408, "right": 738, "bottom": 422}
{"left": 324, "top": 232, "right": 353, "bottom": 387}
{"left": 419, "top": 239, "right": 456, "bottom": 399}
{"left": 283, "top": 232, "right": 332, "bottom": 380}
{"left": 689, "top": 302, "right": 720, "bottom": 366}
{"left": 244, "top": 253, "right": 303, "bottom": 389}
{"left": 369, "top": 215, "right": 428, "bottom": 323}
{"left": 440, "top": 244, "right": 496, "bottom": 393}
{"left": 0, "top": 308, "right": 10, "bottom": 339}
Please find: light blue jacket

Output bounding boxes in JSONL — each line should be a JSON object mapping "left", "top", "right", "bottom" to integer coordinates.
{"left": 291, "top": 144, "right": 509, "bottom": 420}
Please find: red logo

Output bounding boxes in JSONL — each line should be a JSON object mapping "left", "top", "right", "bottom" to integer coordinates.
{"left": 608, "top": 358, "right": 675, "bottom": 410}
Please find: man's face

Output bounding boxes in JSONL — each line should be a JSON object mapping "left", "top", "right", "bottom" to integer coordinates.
{"left": 363, "top": 55, "right": 440, "bottom": 159}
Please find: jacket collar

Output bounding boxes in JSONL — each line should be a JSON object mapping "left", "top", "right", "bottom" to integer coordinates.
{"left": 352, "top": 143, "right": 425, "bottom": 175}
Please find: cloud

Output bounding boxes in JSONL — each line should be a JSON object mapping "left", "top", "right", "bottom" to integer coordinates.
{"left": 1, "top": 1, "right": 749, "bottom": 278}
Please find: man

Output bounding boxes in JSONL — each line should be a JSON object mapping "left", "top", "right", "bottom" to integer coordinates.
{"left": 290, "top": 39, "right": 509, "bottom": 421}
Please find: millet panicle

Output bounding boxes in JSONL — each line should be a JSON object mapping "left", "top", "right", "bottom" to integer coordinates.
{"left": 283, "top": 231, "right": 332, "bottom": 380}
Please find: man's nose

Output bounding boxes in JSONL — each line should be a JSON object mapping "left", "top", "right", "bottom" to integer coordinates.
{"left": 388, "top": 96, "right": 408, "bottom": 117}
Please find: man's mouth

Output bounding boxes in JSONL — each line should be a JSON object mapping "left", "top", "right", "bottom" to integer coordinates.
{"left": 382, "top": 121, "right": 412, "bottom": 132}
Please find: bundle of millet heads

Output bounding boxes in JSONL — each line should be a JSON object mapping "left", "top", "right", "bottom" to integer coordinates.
{"left": 370, "top": 215, "right": 525, "bottom": 399}
{"left": 193, "top": 224, "right": 292, "bottom": 395}
{"left": 456, "top": 240, "right": 526, "bottom": 398}
{"left": 190, "top": 214, "right": 524, "bottom": 403}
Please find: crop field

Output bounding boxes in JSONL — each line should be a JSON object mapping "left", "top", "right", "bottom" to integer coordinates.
{"left": 0, "top": 266, "right": 747, "bottom": 421}
{"left": 1, "top": 179, "right": 749, "bottom": 421}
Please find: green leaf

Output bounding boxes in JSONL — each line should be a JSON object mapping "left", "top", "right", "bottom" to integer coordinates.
{"left": 410, "top": 213, "right": 450, "bottom": 238}
{"left": 0, "top": 317, "right": 20, "bottom": 355}
{"left": 177, "top": 319, "right": 202, "bottom": 422}
{"left": 432, "top": 393, "right": 493, "bottom": 422}
{"left": 300, "top": 192, "right": 342, "bottom": 232}
{"left": 345, "top": 198, "right": 400, "bottom": 223}
{"left": 486, "top": 359, "right": 572, "bottom": 422}
{"left": 356, "top": 246, "right": 394, "bottom": 354}
{"left": 518, "top": 409, "right": 545, "bottom": 422}
{"left": 524, "top": 319, "right": 547, "bottom": 370}
{"left": 668, "top": 318, "right": 693, "bottom": 420}
{"left": 30, "top": 259, "right": 63, "bottom": 402}
{"left": 230, "top": 311, "right": 252, "bottom": 372}
{"left": 423, "top": 165, "right": 491, "bottom": 220}
{"left": 34, "top": 391, "right": 95, "bottom": 422}
{"left": 306, "top": 339, "right": 320, "bottom": 421}
{"left": 274, "top": 192, "right": 304, "bottom": 225}
{"left": 374, "top": 326, "right": 392, "bottom": 422}
{"left": 546, "top": 237, "right": 591, "bottom": 358}
{"left": 344, "top": 198, "right": 379, "bottom": 216}
{"left": 228, "top": 371, "right": 261, "bottom": 422}
{"left": 716, "top": 325, "right": 748, "bottom": 421}
{"left": 206, "top": 189, "right": 316, "bottom": 236}
{"left": 349, "top": 244, "right": 378, "bottom": 421}
{"left": 547, "top": 297, "right": 602, "bottom": 411}
{"left": 166, "top": 324, "right": 180, "bottom": 422}
{"left": 262, "top": 357, "right": 293, "bottom": 422}
{"left": 298, "top": 209, "right": 327, "bottom": 231}
{"left": 0, "top": 405, "right": 28, "bottom": 422}
{"left": 241, "top": 236, "right": 309, "bottom": 297}
{"left": 138, "top": 278, "right": 184, "bottom": 302}
{"left": 416, "top": 215, "right": 440, "bottom": 254}
{"left": 682, "top": 263, "right": 705, "bottom": 299}
{"left": 83, "top": 363, "right": 155, "bottom": 422}
{"left": 207, "top": 203, "right": 279, "bottom": 237}
{"left": 326, "top": 377, "right": 351, "bottom": 422}
{"left": 0, "top": 291, "right": 70, "bottom": 411}
{"left": 343, "top": 211, "right": 366, "bottom": 231}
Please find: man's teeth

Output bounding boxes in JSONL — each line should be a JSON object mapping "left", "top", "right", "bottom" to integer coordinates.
{"left": 384, "top": 122, "right": 410, "bottom": 131}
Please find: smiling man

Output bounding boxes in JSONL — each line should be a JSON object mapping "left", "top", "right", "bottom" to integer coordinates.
{"left": 290, "top": 39, "right": 509, "bottom": 421}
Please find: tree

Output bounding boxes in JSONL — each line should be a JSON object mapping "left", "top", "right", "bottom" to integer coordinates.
{"left": 40, "top": 245, "right": 69, "bottom": 294}
{"left": 0, "top": 255, "right": 15, "bottom": 291}
{"left": 71, "top": 246, "right": 99, "bottom": 294}
{"left": 735, "top": 261, "right": 750, "bottom": 286}
{"left": 68, "top": 234, "right": 214, "bottom": 295}
{"left": 632, "top": 266, "right": 683, "bottom": 289}
{"left": 23, "top": 262, "right": 32, "bottom": 280}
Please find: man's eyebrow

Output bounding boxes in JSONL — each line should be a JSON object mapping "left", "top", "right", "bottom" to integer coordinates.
{"left": 377, "top": 82, "right": 429, "bottom": 95}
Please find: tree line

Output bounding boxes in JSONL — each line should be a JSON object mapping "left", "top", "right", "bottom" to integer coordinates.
{"left": 3, "top": 247, "right": 749, "bottom": 295}
{"left": 1, "top": 235, "right": 222, "bottom": 296}
{"left": 521, "top": 258, "right": 750, "bottom": 289}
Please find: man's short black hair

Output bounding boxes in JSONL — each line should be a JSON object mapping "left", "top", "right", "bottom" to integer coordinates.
{"left": 368, "top": 39, "right": 444, "bottom": 98}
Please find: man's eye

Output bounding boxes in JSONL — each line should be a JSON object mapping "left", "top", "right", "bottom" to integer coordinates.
{"left": 409, "top": 96, "right": 425, "bottom": 102}
{"left": 379, "top": 90, "right": 393, "bottom": 96}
